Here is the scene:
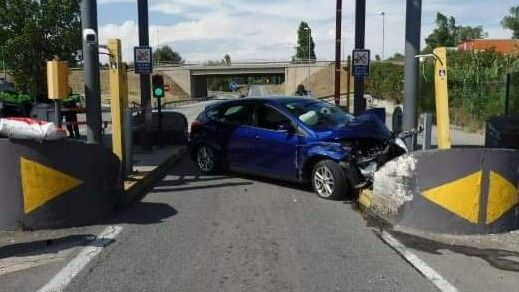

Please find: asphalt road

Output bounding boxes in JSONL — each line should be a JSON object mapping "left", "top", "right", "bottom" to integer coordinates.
{"left": 65, "top": 157, "right": 436, "bottom": 292}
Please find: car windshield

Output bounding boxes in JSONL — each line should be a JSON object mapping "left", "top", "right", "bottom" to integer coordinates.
{"left": 282, "top": 100, "right": 354, "bottom": 131}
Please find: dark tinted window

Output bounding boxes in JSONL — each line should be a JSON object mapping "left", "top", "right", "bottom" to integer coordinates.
{"left": 256, "top": 104, "right": 292, "bottom": 131}
{"left": 210, "top": 103, "right": 254, "bottom": 125}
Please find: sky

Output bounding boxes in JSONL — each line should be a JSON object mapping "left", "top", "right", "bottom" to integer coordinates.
{"left": 96, "top": 0, "right": 518, "bottom": 63}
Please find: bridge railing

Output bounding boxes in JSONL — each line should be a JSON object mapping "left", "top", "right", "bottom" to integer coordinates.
{"left": 154, "top": 60, "right": 337, "bottom": 69}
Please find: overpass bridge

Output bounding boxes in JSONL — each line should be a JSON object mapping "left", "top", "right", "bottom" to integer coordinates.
{"left": 156, "top": 62, "right": 330, "bottom": 98}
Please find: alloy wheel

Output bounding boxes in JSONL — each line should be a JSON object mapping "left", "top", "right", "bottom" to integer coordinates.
{"left": 197, "top": 146, "right": 214, "bottom": 172}
{"left": 313, "top": 166, "right": 335, "bottom": 198}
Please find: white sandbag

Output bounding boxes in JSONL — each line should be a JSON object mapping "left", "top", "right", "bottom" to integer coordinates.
{"left": 0, "top": 118, "right": 67, "bottom": 141}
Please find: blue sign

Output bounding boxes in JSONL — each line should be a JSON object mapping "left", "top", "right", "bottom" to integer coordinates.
{"left": 352, "top": 49, "right": 371, "bottom": 77}
{"left": 134, "top": 46, "right": 153, "bottom": 74}
{"left": 230, "top": 81, "right": 239, "bottom": 92}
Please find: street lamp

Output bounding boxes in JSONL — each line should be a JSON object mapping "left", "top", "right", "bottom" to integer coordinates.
{"left": 304, "top": 27, "right": 311, "bottom": 93}
{"left": 377, "top": 11, "right": 386, "bottom": 60}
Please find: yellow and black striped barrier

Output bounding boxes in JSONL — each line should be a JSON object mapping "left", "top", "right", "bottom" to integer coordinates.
{"left": 0, "top": 139, "right": 121, "bottom": 230}
{"left": 364, "top": 148, "right": 519, "bottom": 234}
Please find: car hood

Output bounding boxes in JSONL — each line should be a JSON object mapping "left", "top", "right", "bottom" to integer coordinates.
{"left": 315, "top": 113, "right": 392, "bottom": 142}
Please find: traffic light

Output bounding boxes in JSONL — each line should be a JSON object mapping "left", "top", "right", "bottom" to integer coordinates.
{"left": 152, "top": 74, "right": 165, "bottom": 98}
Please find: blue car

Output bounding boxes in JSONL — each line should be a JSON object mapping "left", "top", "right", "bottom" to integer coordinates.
{"left": 190, "top": 97, "right": 408, "bottom": 199}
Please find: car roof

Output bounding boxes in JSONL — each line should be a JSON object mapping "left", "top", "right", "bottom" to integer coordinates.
{"left": 206, "top": 96, "right": 321, "bottom": 109}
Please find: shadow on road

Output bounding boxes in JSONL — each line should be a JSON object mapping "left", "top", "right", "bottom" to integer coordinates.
{"left": 388, "top": 230, "right": 519, "bottom": 272}
{"left": 152, "top": 181, "right": 254, "bottom": 193}
{"left": 109, "top": 202, "right": 178, "bottom": 226}
{"left": 0, "top": 234, "right": 103, "bottom": 260}
{"left": 158, "top": 157, "right": 314, "bottom": 194}
{"left": 0, "top": 204, "right": 176, "bottom": 264}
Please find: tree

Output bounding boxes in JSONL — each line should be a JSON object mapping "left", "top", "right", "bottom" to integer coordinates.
{"left": 0, "top": 0, "right": 81, "bottom": 99}
{"left": 292, "top": 22, "right": 316, "bottom": 63}
{"left": 387, "top": 53, "right": 405, "bottom": 63}
{"left": 457, "top": 26, "right": 487, "bottom": 43}
{"left": 424, "top": 13, "right": 487, "bottom": 53}
{"left": 502, "top": 6, "right": 519, "bottom": 39}
{"left": 424, "top": 13, "right": 457, "bottom": 52}
{"left": 153, "top": 45, "right": 183, "bottom": 65}
{"left": 223, "top": 54, "right": 231, "bottom": 66}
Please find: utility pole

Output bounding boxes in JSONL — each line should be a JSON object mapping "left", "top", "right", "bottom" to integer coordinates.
{"left": 81, "top": 0, "right": 103, "bottom": 144}
{"left": 334, "top": 0, "right": 343, "bottom": 106}
{"left": 354, "top": 0, "right": 366, "bottom": 115}
{"left": 402, "top": 0, "right": 422, "bottom": 149}
{"left": 304, "top": 27, "right": 311, "bottom": 93}
{"left": 308, "top": 29, "right": 311, "bottom": 92}
{"left": 346, "top": 55, "right": 352, "bottom": 112}
{"left": 156, "top": 27, "right": 160, "bottom": 66}
{"left": 138, "top": 0, "right": 152, "bottom": 150}
{"left": 378, "top": 12, "right": 386, "bottom": 60}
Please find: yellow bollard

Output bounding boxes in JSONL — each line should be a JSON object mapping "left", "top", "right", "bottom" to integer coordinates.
{"left": 433, "top": 47, "right": 452, "bottom": 150}
{"left": 108, "top": 39, "right": 128, "bottom": 169}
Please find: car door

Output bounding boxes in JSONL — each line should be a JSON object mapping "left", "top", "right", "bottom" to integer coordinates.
{"left": 249, "top": 103, "right": 300, "bottom": 181}
{"left": 211, "top": 101, "right": 256, "bottom": 169}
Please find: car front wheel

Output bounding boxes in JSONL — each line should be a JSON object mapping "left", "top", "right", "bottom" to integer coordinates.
{"left": 311, "top": 160, "right": 349, "bottom": 200}
{"left": 196, "top": 145, "right": 217, "bottom": 173}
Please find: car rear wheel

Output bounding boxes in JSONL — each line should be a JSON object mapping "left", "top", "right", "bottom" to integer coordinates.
{"left": 196, "top": 145, "right": 217, "bottom": 174}
{"left": 311, "top": 160, "right": 349, "bottom": 200}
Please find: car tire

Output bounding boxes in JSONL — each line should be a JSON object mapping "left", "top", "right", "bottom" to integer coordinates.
{"left": 311, "top": 160, "right": 349, "bottom": 200}
{"left": 196, "top": 145, "right": 219, "bottom": 174}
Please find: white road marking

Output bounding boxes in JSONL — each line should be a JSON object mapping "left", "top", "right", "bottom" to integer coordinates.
{"left": 37, "top": 225, "right": 124, "bottom": 292}
{"left": 380, "top": 231, "right": 459, "bottom": 292}
{"left": 0, "top": 246, "right": 74, "bottom": 276}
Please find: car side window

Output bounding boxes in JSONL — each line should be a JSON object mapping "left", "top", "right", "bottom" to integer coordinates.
{"left": 256, "top": 104, "right": 293, "bottom": 131}
{"left": 214, "top": 103, "right": 254, "bottom": 126}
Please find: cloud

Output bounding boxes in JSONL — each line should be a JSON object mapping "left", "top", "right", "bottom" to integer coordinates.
{"left": 97, "top": 0, "right": 517, "bottom": 62}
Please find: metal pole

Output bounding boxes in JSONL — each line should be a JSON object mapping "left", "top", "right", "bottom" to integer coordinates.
{"left": 354, "top": 0, "right": 366, "bottom": 115}
{"left": 334, "top": 0, "right": 343, "bottom": 106}
{"left": 421, "top": 112, "right": 432, "bottom": 150}
{"left": 308, "top": 29, "right": 311, "bottom": 93}
{"left": 346, "top": 55, "right": 352, "bottom": 112}
{"left": 402, "top": 0, "right": 422, "bottom": 149}
{"left": 157, "top": 97, "right": 163, "bottom": 146}
{"left": 138, "top": 0, "right": 152, "bottom": 150}
{"left": 382, "top": 13, "right": 386, "bottom": 60}
{"left": 54, "top": 100, "right": 61, "bottom": 128}
{"left": 81, "top": 0, "right": 102, "bottom": 144}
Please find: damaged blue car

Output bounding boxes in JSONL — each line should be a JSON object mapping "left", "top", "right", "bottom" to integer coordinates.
{"left": 190, "top": 97, "right": 408, "bottom": 199}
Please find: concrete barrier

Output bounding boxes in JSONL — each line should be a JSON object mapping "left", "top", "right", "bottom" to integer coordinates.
{"left": 0, "top": 138, "right": 121, "bottom": 230}
{"left": 132, "top": 111, "right": 188, "bottom": 146}
{"left": 364, "top": 148, "right": 519, "bottom": 234}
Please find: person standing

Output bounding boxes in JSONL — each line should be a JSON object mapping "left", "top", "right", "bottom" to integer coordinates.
{"left": 61, "top": 93, "right": 81, "bottom": 138}
{"left": 295, "top": 84, "right": 308, "bottom": 96}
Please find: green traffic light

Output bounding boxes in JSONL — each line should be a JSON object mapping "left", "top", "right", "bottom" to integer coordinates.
{"left": 154, "top": 87, "right": 164, "bottom": 98}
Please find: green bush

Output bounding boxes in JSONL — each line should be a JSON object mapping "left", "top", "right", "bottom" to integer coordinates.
{"left": 0, "top": 91, "right": 33, "bottom": 105}
{"left": 365, "top": 62, "right": 405, "bottom": 103}
{"left": 365, "top": 51, "right": 519, "bottom": 130}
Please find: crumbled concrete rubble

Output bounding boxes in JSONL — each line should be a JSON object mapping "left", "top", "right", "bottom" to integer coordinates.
{"left": 372, "top": 154, "right": 417, "bottom": 220}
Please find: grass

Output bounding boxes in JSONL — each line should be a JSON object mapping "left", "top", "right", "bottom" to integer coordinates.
{"left": 299, "top": 64, "right": 354, "bottom": 98}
